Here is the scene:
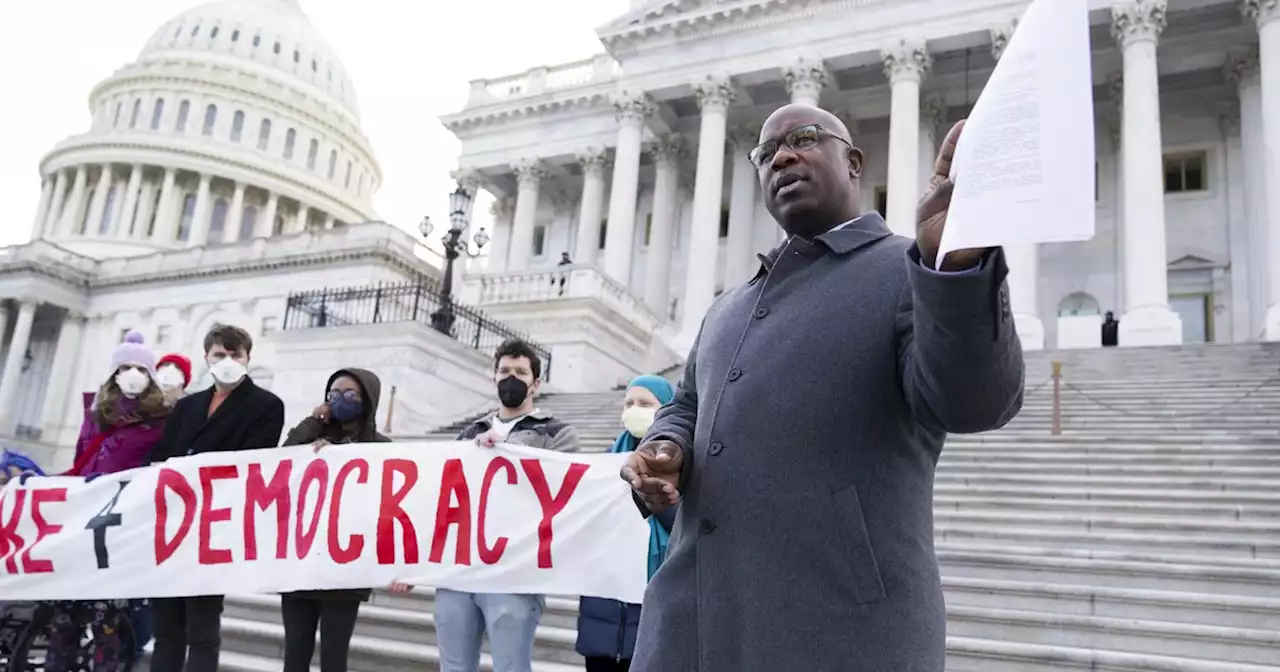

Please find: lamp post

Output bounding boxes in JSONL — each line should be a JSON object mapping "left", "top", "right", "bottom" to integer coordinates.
{"left": 420, "top": 182, "right": 489, "bottom": 335}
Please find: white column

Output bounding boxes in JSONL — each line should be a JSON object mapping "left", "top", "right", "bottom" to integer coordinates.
{"left": 603, "top": 93, "right": 652, "bottom": 286}
{"left": 487, "top": 198, "right": 515, "bottom": 273}
{"left": 323, "top": 214, "right": 335, "bottom": 230}
{"left": 39, "top": 311, "right": 84, "bottom": 443}
{"left": 508, "top": 160, "right": 546, "bottom": 272}
{"left": 188, "top": 173, "right": 213, "bottom": 246}
{"left": 132, "top": 180, "right": 158, "bottom": 239}
{"left": 153, "top": 168, "right": 179, "bottom": 242}
{"left": 725, "top": 125, "right": 760, "bottom": 288}
{"left": 295, "top": 203, "right": 311, "bottom": 233}
{"left": 1243, "top": 1, "right": 1280, "bottom": 340}
{"left": 43, "top": 170, "right": 69, "bottom": 236}
{"left": 1228, "top": 49, "right": 1266, "bottom": 338}
{"left": 987, "top": 21, "right": 1044, "bottom": 349}
{"left": 31, "top": 178, "right": 54, "bottom": 241}
{"left": 1108, "top": 73, "right": 1126, "bottom": 311}
{"left": 645, "top": 134, "right": 683, "bottom": 314}
{"left": 225, "top": 181, "right": 247, "bottom": 243}
{"left": 1113, "top": 0, "right": 1181, "bottom": 345}
{"left": 58, "top": 166, "right": 89, "bottom": 235}
{"left": 882, "top": 40, "right": 930, "bottom": 238}
{"left": 918, "top": 96, "right": 945, "bottom": 194}
{"left": 115, "top": 164, "right": 144, "bottom": 238}
{"left": 574, "top": 148, "right": 609, "bottom": 265}
{"left": 678, "top": 75, "right": 734, "bottom": 346}
{"left": 84, "top": 164, "right": 114, "bottom": 236}
{"left": 1220, "top": 104, "right": 1250, "bottom": 343}
{"left": 258, "top": 192, "right": 279, "bottom": 238}
{"left": 783, "top": 57, "right": 827, "bottom": 107}
{"left": 0, "top": 300, "right": 38, "bottom": 436}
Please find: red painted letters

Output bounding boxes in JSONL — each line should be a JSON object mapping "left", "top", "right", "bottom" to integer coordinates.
{"left": 429, "top": 459, "right": 472, "bottom": 566}
{"left": 295, "top": 460, "right": 329, "bottom": 559}
{"left": 328, "top": 459, "right": 369, "bottom": 564}
{"left": 477, "top": 457, "right": 516, "bottom": 565}
{"left": 154, "top": 469, "right": 196, "bottom": 565}
{"left": 0, "top": 490, "right": 26, "bottom": 574}
{"left": 198, "top": 465, "right": 239, "bottom": 565}
{"left": 377, "top": 459, "right": 419, "bottom": 565}
{"left": 521, "top": 460, "right": 589, "bottom": 569}
{"left": 21, "top": 488, "right": 66, "bottom": 574}
{"left": 243, "top": 460, "right": 293, "bottom": 561}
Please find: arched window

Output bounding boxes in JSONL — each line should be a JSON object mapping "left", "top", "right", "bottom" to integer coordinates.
{"left": 273, "top": 213, "right": 286, "bottom": 236}
{"left": 327, "top": 150, "right": 337, "bottom": 179}
{"left": 202, "top": 104, "right": 217, "bottom": 136}
{"left": 252, "top": 34, "right": 261, "bottom": 48}
{"left": 129, "top": 99, "right": 142, "bottom": 129}
{"left": 113, "top": 101, "right": 122, "bottom": 128}
{"left": 210, "top": 26, "right": 219, "bottom": 39}
{"left": 208, "top": 198, "right": 229, "bottom": 242}
{"left": 257, "top": 119, "right": 271, "bottom": 150}
{"left": 151, "top": 98, "right": 165, "bottom": 130}
{"left": 176, "top": 100, "right": 190, "bottom": 132}
{"left": 190, "top": 25, "right": 200, "bottom": 38}
{"left": 1057, "top": 292, "right": 1101, "bottom": 317}
{"left": 344, "top": 161, "right": 352, "bottom": 188}
{"left": 230, "top": 110, "right": 245, "bottom": 142}
{"left": 284, "top": 128, "right": 296, "bottom": 159}
{"left": 357, "top": 173, "right": 365, "bottom": 195}
{"left": 80, "top": 189, "right": 96, "bottom": 233}
{"left": 293, "top": 49, "right": 300, "bottom": 63}
{"left": 306, "top": 139, "right": 318, "bottom": 170}
{"left": 177, "top": 193, "right": 197, "bottom": 241}
{"left": 239, "top": 205, "right": 258, "bottom": 240}
{"left": 273, "top": 41, "right": 281, "bottom": 54}
{"left": 100, "top": 186, "right": 118, "bottom": 234}
{"left": 231, "top": 29, "right": 240, "bottom": 42}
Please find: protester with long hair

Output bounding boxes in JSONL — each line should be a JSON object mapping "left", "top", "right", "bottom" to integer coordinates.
{"left": 576, "top": 374, "right": 676, "bottom": 671}
{"left": 44, "top": 330, "right": 167, "bottom": 672}
{"left": 279, "top": 367, "right": 390, "bottom": 672}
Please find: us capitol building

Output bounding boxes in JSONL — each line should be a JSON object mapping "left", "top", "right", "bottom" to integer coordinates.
{"left": 0, "top": 0, "right": 1274, "bottom": 466}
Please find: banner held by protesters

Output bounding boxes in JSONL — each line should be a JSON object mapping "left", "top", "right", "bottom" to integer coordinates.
{"left": 0, "top": 441, "right": 650, "bottom": 604}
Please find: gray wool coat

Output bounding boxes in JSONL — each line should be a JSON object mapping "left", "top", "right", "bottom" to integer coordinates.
{"left": 632, "top": 213, "right": 1024, "bottom": 672}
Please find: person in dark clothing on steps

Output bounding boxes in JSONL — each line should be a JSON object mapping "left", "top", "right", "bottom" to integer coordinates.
{"left": 1102, "top": 310, "right": 1120, "bottom": 347}
{"left": 279, "top": 367, "right": 391, "bottom": 672}
{"left": 147, "top": 324, "right": 285, "bottom": 672}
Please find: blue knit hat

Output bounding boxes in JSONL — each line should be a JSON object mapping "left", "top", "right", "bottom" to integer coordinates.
{"left": 628, "top": 374, "right": 676, "bottom": 405}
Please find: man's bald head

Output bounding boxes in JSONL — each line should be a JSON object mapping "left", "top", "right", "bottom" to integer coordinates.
{"left": 755, "top": 104, "right": 864, "bottom": 239}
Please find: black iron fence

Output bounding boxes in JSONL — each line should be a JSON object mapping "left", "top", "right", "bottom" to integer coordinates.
{"left": 282, "top": 281, "right": 553, "bottom": 381}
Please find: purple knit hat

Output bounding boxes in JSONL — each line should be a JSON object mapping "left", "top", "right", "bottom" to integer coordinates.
{"left": 111, "top": 330, "right": 156, "bottom": 375}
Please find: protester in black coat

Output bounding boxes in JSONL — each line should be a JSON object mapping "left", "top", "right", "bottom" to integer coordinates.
{"left": 147, "top": 324, "right": 285, "bottom": 672}
{"left": 279, "top": 367, "right": 391, "bottom": 672}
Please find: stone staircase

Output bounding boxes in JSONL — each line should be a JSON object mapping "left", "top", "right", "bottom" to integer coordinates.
{"left": 211, "top": 343, "right": 1280, "bottom": 671}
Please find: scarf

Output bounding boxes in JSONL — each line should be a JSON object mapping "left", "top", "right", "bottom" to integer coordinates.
{"left": 610, "top": 429, "right": 671, "bottom": 582}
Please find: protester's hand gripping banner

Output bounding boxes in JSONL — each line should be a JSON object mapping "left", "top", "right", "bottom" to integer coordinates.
{"left": 0, "top": 442, "right": 650, "bottom": 603}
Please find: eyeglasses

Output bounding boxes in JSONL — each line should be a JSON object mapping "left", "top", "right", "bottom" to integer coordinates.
{"left": 326, "top": 389, "right": 360, "bottom": 404}
{"left": 747, "top": 124, "right": 853, "bottom": 168}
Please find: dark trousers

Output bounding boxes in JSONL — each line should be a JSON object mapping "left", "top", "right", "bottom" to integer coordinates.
{"left": 149, "top": 595, "right": 224, "bottom": 672}
{"left": 281, "top": 595, "right": 361, "bottom": 672}
{"left": 585, "top": 657, "right": 631, "bottom": 672}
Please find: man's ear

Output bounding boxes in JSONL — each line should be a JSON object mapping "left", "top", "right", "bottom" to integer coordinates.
{"left": 848, "top": 147, "right": 864, "bottom": 179}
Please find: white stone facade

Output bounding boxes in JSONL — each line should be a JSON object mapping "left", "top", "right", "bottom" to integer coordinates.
{"left": 443, "top": 0, "right": 1280, "bottom": 352}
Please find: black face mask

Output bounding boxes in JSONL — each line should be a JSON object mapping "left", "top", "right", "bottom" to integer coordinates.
{"left": 497, "top": 376, "right": 529, "bottom": 409}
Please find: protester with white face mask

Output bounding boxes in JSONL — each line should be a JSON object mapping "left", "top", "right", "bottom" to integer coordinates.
{"left": 575, "top": 374, "right": 677, "bottom": 672}
{"left": 146, "top": 324, "right": 285, "bottom": 672}
{"left": 155, "top": 352, "right": 192, "bottom": 408}
{"left": 43, "top": 330, "right": 168, "bottom": 672}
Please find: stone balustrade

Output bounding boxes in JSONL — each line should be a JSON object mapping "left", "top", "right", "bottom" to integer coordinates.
{"left": 473, "top": 264, "right": 660, "bottom": 332}
{"left": 465, "top": 55, "right": 620, "bottom": 108}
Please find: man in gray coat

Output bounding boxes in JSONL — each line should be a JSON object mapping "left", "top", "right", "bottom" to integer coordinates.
{"left": 620, "top": 104, "right": 1025, "bottom": 671}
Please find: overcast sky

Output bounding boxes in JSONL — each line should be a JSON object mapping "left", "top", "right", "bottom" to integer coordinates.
{"left": 0, "top": 0, "right": 631, "bottom": 250}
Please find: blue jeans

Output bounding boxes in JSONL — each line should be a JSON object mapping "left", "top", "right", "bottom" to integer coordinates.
{"left": 433, "top": 589, "right": 544, "bottom": 672}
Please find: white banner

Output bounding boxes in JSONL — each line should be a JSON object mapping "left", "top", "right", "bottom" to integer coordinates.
{"left": 0, "top": 442, "right": 650, "bottom": 603}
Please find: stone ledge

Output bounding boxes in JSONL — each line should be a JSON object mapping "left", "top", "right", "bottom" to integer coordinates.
{"left": 946, "top": 636, "right": 1280, "bottom": 671}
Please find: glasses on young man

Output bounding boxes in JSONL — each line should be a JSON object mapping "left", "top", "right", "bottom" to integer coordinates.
{"left": 748, "top": 124, "right": 854, "bottom": 169}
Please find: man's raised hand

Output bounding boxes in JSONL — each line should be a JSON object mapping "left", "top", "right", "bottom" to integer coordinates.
{"left": 916, "top": 119, "right": 987, "bottom": 271}
{"left": 620, "top": 439, "right": 683, "bottom": 513}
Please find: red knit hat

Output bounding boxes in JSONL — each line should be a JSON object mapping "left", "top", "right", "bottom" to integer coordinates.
{"left": 157, "top": 353, "right": 192, "bottom": 387}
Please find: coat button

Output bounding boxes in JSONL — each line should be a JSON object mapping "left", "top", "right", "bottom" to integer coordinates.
{"left": 699, "top": 519, "right": 717, "bottom": 534}
{"left": 709, "top": 441, "right": 724, "bottom": 455}
{"left": 753, "top": 306, "right": 769, "bottom": 319}
{"left": 727, "top": 367, "right": 742, "bottom": 381}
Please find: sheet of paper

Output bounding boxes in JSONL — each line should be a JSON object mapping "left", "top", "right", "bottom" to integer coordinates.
{"left": 935, "top": 0, "right": 1096, "bottom": 269}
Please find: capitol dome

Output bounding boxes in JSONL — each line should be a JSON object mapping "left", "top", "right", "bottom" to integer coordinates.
{"left": 30, "top": 0, "right": 382, "bottom": 259}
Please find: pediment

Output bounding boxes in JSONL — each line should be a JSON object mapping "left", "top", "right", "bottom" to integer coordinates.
{"left": 596, "top": 0, "right": 825, "bottom": 47}
{"left": 1167, "top": 251, "right": 1222, "bottom": 270}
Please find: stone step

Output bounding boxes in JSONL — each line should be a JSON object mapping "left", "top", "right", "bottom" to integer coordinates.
{"left": 934, "top": 509, "right": 1280, "bottom": 539}
{"left": 944, "top": 636, "right": 1280, "bottom": 671}
{"left": 934, "top": 494, "right": 1280, "bottom": 520}
{"left": 937, "top": 543, "right": 1280, "bottom": 597}
{"left": 934, "top": 472, "right": 1278, "bottom": 493}
{"left": 946, "top": 604, "right": 1280, "bottom": 666}
{"left": 936, "top": 522, "right": 1280, "bottom": 559}
{"left": 941, "top": 462, "right": 1280, "bottom": 477}
{"left": 933, "top": 483, "right": 1280, "bottom": 506}
{"left": 943, "top": 577, "right": 1280, "bottom": 631}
